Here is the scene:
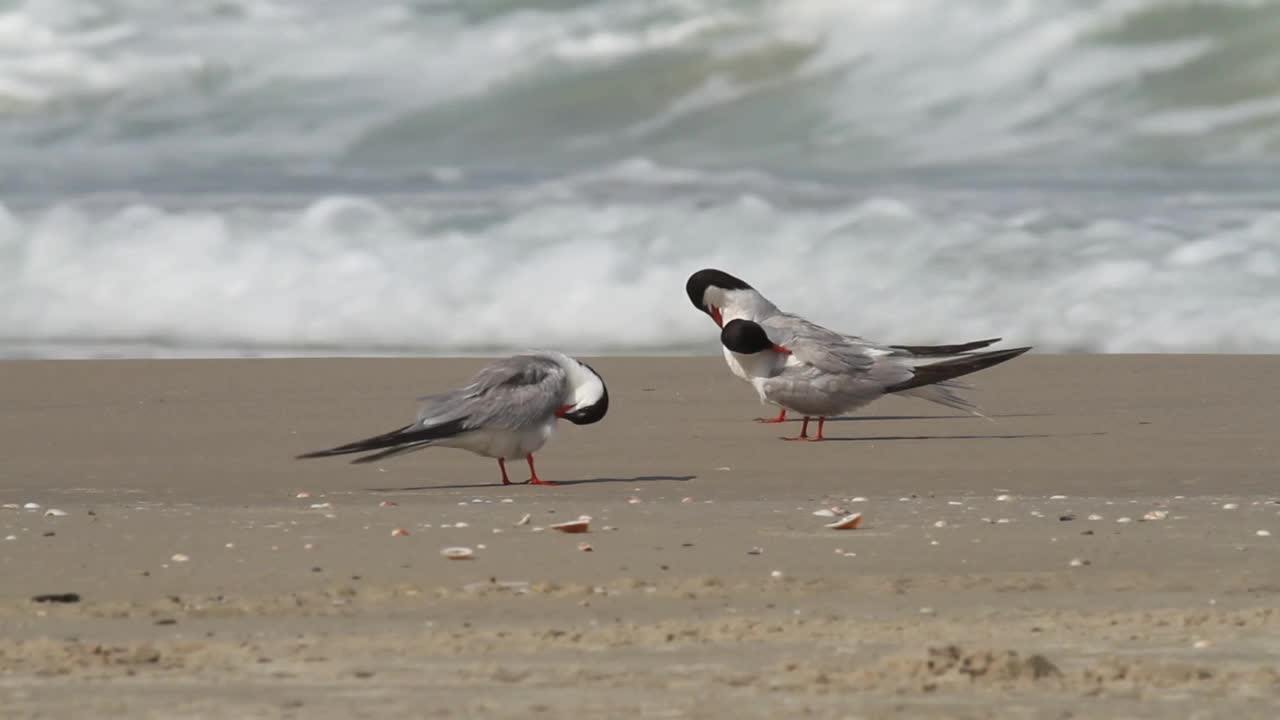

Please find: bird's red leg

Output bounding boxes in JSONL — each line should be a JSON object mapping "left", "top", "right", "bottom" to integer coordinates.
{"left": 755, "top": 408, "right": 787, "bottom": 423}
{"left": 783, "top": 416, "right": 811, "bottom": 441}
{"left": 498, "top": 458, "right": 511, "bottom": 485}
{"left": 813, "top": 416, "right": 826, "bottom": 441}
{"left": 526, "top": 454, "right": 559, "bottom": 486}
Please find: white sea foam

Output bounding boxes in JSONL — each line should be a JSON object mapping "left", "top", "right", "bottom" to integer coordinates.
{"left": 3, "top": 175, "right": 1278, "bottom": 357}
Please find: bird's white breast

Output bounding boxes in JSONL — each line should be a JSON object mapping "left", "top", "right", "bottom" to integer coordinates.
{"left": 438, "top": 421, "right": 557, "bottom": 459}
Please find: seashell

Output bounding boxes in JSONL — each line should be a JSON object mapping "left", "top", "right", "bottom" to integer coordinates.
{"left": 812, "top": 509, "right": 836, "bottom": 518}
{"left": 1142, "top": 510, "right": 1168, "bottom": 521}
{"left": 550, "top": 515, "right": 591, "bottom": 534}
{"left": 390, "top": 528, "right": 410, "bottom": 537}
{"left": 440, "top": 546, "right": 474, "bottom": 560}
{"left": 171, "top": 553, "right": 190, "bottom": 563}
{"left": 379, "top": 501, "right": 398, "bottom": 507}
{"left": 515, "top": 513, "right": 532, "bottom": 526}
{"left": 825, "top": 513, "right": 863, "bottom": 530}
{"left": 44, "top": 509, "right": 68, "bottom": 517}
{"left": 577, "top": 542, "right": 593, "bottom": 552}
{"left": 294, "top": 492, "right": 311, "bottom": 499}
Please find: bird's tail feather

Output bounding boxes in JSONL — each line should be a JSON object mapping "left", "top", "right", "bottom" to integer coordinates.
{"left": 886, "top": 346, "right": 1031, "bottom": 401}
{"left": 889, "top": 337, "right": 1002, "bottom": 356}
{"left": 295, "top": 418, "right": 469, "bottom": 463}
{"left": 896, "top": 380, "right": 984, "bottom": 416}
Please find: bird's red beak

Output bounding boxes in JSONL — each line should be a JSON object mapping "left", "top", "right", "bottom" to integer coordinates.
{"left": 709, "top": 306, "right": 723, "bottom": 328}
{"left": 771, "top": 344, "right": 791, "bottom": 355}
{"left": 554, "top": 403, "right": 574, "bottom": 418}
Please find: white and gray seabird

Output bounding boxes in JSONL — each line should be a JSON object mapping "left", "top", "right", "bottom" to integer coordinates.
{"left": 297, "top": 351, "right": 609, "bottom": 485}
{"left": 718, "top": 317, "right": 1030, "bottom": 441}
{"left": 686, "top": 268, "right": 1013, "bottom": 424}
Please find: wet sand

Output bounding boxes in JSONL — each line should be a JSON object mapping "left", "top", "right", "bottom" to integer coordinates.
{"left": 2, "top": 355, "right": 1279, "bottom": 718}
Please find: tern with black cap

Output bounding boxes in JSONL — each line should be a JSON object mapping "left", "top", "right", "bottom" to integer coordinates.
{"left": 296, "top": 351, "right": 609, "bottom": 485}
{"left": 686, "top": 268, "right": 1007, "bottom": 423}
{"left": 720, "top": 318, "right": 1030, "bottom": 441}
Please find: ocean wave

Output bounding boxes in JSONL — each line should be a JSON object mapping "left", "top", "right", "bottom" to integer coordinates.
{"left": 3, "top": 182, "right": 1278, "bottom": 357}
{"left": 2, "top": 0, "right": 1279, "bottom": 191}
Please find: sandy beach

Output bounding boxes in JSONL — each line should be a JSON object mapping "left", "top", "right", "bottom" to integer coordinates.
{"left": 2, "top": 355, "right": 1279, "bottom": 719}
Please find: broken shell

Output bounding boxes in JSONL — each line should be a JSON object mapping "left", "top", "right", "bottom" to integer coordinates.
{"left": 996, "top": 494, "right": 1013, "bottom": 501}
{"left": 44, "top": 509, "right": 68, "bottom": 517}
{"left": 23, "top": 502, "right": 41, "bottom": 510}
{"left": 309, "top": 502, "right": 332, "bottom": 509}
{"left": 1142, "top": 510, "right": 1168, "bottom": 521}
{"left": 379, "top": 501, "right": 398, "bottom": 507}
{"left": 1257, "top": 530, "right": 1273, "bottom": 537}
{"left": 812, "top": 509, "right": 837, "bottom": 518}
{"left": 515, "top": 513, "right": 532, "bottom": 526}
{"left": 577, "top": 542, "right": 593, "bottom": 552}
{"left": 391, "top": 528, "right": 410, "bottom": 537}
{"left": 1222, "top": 503, "right": 1239, "bottom": 510}
{"left": 295, "top": 491, "right": 311, "bottom": 499}
{"left": 825, "top": 513, "right": 864, "bottom": 530}
{"left": 747, "top": 547, "right": 764, "bottom": 555}
{"left": 550, "top": 515, "right": 591, "bottom": 534}
{"left": 440, "top": 546, "right": 474, "bottom": 560}
{"left": 681, "top": 497, "right": 695, "bottom": 503}
{"left": 171, "top": 553, "right": 190, "bottom": 563}
{"left": 627, "top": 497, "right": 642, "bottom": 504}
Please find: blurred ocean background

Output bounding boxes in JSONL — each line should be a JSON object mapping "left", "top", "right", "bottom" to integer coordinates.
{"left": 2, "top": 0, "right": 1280, "bottom": 358}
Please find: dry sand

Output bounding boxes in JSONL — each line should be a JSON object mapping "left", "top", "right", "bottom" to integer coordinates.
{"left": 2, "top": 355, "right": 1279, "bottom": 719}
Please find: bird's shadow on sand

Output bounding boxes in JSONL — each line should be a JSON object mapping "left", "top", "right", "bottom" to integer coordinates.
{"left": 793, "top": 431, "right": 1106, "bottom": 443}
{"left": 799, "top": 412, "right": 1051, "bottom": 423}
{"left": 367, "top": 474, "right": 697, "bottom": 492}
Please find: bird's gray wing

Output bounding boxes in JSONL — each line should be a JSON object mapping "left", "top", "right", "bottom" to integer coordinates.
{"left": 762, "top": 313, "right": 899, "bottom": 375}
{"left": 415, "top": 354, "right": 566, "bottom": 432}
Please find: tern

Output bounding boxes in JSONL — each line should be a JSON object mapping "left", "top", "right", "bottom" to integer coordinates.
{"left": 719, "top": 318, "right": 1030, "bottom": 441}
{"left": 296, "top": 351, "right": 609, "bottom": 485}
{"left": 686, "top": 268, "right": 1005, "bottom": 423}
